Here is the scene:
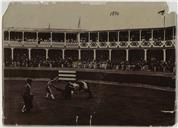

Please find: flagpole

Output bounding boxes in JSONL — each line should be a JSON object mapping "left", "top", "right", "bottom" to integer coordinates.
{"left": 163, "top": 15, "right": 165, "bottom": 41}
{"left": 78, "top": 16, "right": 81, "bottom": 29}
{"left": 77, "top": 16, "right": 81, "bottom": 44}
{"left": 164, "top": 15, "right": 165, "bottom": 28}
{"left": 158, "top": 9, "right": 166, "bottom": 40}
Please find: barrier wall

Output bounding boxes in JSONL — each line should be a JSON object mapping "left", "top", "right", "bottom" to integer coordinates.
{"left": 4, "top": 68, "right": 175, "bottom": 88}
{"left": 77, "top": 72, "right": 175, "bottom": 88}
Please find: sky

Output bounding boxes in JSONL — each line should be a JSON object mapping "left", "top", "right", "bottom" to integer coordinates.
{"left": 167, "top": 1, "right": 177, "bottom": 13}
{"left": 1, "top": 0, "right": 177, "bottom": 16}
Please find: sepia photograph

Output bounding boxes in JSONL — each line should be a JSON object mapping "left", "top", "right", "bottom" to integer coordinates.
{"left": 2, "top": 1, "right": 177, "bottom": 126}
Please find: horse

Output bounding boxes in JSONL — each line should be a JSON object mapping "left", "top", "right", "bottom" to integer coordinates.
{"left": 54, "top": 80, "right": 93, "bottom": 99}
{"left": 68, "top": 80, "right": 93, "bottom": 98}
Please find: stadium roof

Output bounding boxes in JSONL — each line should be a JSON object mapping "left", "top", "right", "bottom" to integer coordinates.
{"left": 2, "top": 2, "right": 177, "bottom": 31}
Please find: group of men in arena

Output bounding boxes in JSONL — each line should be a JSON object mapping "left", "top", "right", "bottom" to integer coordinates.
{"left": 21, "top": 77, "right": 92, "bottom": 113}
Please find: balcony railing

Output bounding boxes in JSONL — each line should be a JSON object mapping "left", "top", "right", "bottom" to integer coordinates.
{"left": 140, "top": 40, "right": 152, "bottom": 47}
{"left": 118, "top": 41, "right": 129, "bottom": 48}
{"left": 51, "top": 42, "right": 65, "bottom": 48}
{"left": 129, "top": 41, "right": 140, "bottom": 47}
{"left": 109, "top": 42, "right": 118, "bottom": 48}
{"left": 66, "top": 42, "right": 78, "bottom": 48}
{"left": 165, "top": 40, "right": 174, "bottom": 47}
{"left": 170, "top": 40, "right": 175, "bottom": 47}
{"left": 79, "top": 42, "right": 89, "bottom": 48}
{"left": 89, "top": 42, "right": 98, "bottom": 48}
{"left": 3, "top": 40, "right": 175, "bottom": 48}
{"left": 38, "top": 42, "right": 51, "bottom": 47}
{"left": 98, "top": 42, "right": 108, "bottom": 48}
{"left": 24, "top": 41, "right": 38, "bottom": 47}
{"left": 152, "top": 40, "right": 164, "bottom": 47}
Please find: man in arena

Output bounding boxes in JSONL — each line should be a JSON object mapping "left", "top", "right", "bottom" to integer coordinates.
{"left": 45, "top": 76, "right": 58, "bottom": 100}
{"left": 64, "top": 81, "right": 74, "bottom": 100}
{"left": 21, "top": 79, "right": 33, "bottom": 113}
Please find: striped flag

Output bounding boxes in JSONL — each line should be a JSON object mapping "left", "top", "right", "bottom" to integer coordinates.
{"left": 58, "top": 70, "right": 77, "bottom": 81}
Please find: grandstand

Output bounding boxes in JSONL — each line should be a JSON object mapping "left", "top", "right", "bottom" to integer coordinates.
{"left": 3, "top": 2, "right": 176, "bottom": 126}
{"left": 3, "top": 2, "right": 176, "bottom": 72}
{"left": 3, "top": 26, "right": 176, "bottom": 72}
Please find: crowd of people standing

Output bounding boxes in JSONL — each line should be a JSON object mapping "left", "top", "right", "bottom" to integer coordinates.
{"left": 4, "top": 54, "right": 175, "bottom": 73}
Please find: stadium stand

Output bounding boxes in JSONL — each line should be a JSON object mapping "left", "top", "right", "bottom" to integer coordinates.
{"left": 3, "top": 26, "right": 176, "bottom": 73}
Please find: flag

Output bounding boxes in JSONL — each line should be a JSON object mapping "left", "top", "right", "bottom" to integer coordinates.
{"left": 158, "top": 10, "right": 165, "bottom": 15}
{"left": 78, "top": 17, "right": 81, "bottom": 28}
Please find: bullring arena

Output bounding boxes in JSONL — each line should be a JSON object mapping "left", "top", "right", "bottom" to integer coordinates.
{"left": 3, "top": 2, "right": 176, "bottom": 126}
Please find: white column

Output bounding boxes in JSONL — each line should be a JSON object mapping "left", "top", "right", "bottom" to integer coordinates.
{"left": 144, "top": 49, "right": 147, "bottom": 61}
{"left": 93, "top": 49, "right": 96, "bottom": 60}
{"left": 139, "top": 30, "right": 142, "bottom": 41}
{"left": 62, "top": 49, "right": 65, "bottom": 59}
{"left": 109, "top": 49, "right": 112, "bottom": 61}
{"left": 36, "top": 32, "right": 38, "bottom": 42}
{"left": 11, "top": 48, "right": 14, "bottom": 60}
{"left": 173, "top": 27, "right": 174, "bottom": 40}
{"left": 163, "top": 49, "right": 166, "bottom": 62}
{"left": 50, "top": 32, "right": 52, "bottom": 42}
{"left": 118, "top": 31, "right": 120, "bottom": 42}
{"left": 151, "top": 29, "right": 153, "bottom": 40}
{"left": 128, "top": 30, "right": 130, "bottom": 41}
{"left": 163, "top": 29, "right": 165, "bottom": 41}
{"left": 50, "top": 32, "right": 52, "bottom": 46}
{"left": 22, "top": 31, "right": 24, "bottom": 42}
{"left": 78, "top": 49, "right": 81, "bottom": 60}
{"left": 9, "top": 31, "right": 10, "bottom": 41}
{"left": 126, "top": 49, "right": 129, "bottom": 61}
{"left": 28, "top": 48, "right": 31, "bottom": 60}
{"left": 46, "top": 49, "right": 48, "bottom": 60}
{"left": 107, "top": 32, "right": 109, "bottom": 42}
{"left": 88, "top": 32, "right": 90, "bottom": 42}
{"left": 97, "top": 32, "right": 99, "bottom": 42}
{"left": 64, "top": 32, "right": 66, "bottom": 46}
{"left": 77, "top": 33, "right": 80, "bottom": 43}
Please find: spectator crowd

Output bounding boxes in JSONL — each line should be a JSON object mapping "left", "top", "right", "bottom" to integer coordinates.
{"left": 4, "top": 54, "right": 175, "bottom": 73}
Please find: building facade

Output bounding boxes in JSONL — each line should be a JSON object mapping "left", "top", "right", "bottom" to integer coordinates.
{"left": 3, "top": 26, "right": 176, "bottom": 65}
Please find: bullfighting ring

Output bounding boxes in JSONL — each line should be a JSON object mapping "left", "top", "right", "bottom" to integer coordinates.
{"left": 3, "top": 68, "right": 176, "bottom": 126}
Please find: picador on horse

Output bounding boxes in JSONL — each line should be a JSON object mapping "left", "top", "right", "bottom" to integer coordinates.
{"left": 53, "top": 79, "right": 93, "bottom": 99}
